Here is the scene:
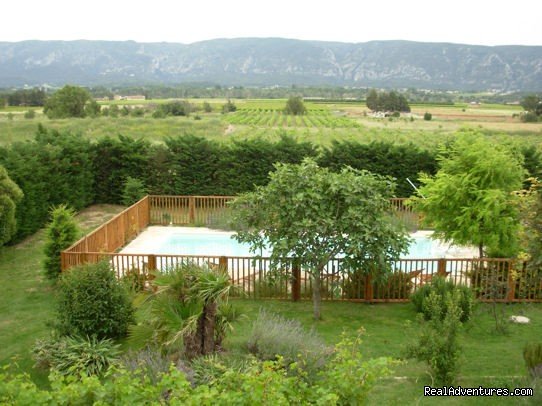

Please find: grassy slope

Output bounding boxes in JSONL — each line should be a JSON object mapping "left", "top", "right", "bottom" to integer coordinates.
{"left": 0, "top": 204, "right": 124, "bottom": 385}
{"left": 228, "top": 300, "right": 542, "bottom": 405}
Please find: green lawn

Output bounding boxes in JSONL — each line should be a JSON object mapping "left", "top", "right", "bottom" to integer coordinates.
{"left": 0, "top": 204, "right": 124, "bottom": 386}
{"left": 0, "top": 204, "right": 540, "bottom": 403}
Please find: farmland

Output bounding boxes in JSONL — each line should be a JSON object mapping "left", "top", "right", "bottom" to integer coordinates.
{"left": 0, "top": 98, "right": 541, "bottom": 150}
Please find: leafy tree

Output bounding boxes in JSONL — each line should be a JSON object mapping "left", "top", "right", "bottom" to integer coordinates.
{"left": 84, "top": 100, "right": 101, "bottom": 117}
{"left": 7, "top": 88, "right": 47, "bottom": 106}
{"left": 24, "top": 109, "right": 36, "bottom": 119}
{"left": 521, "top": 94, "right": 542, "bottom": 116}
{"left": 366, "top": 89, "right": 410, "bottom": 112}
{"left": 0, "top": 165, "right": 23, "bottom": 246}
{"left": 121, "top": 177, "right": 147, "bottom": 206}
{"left": 411, "top": 133, "right": 525, "bottom": 258}
{"left": 231, "top": 158, "right": 410, "bottom": 319}
{"left": 43, "top": 85, "right": 91, "bottom": 118}
{"left": 43, "top": 205, "right": 79, "bottom": 280}
{"left": 284, "top": 96, "right": 306, "bottom": 115}
{"left": 202, "top": 101, "right": 213, "bottom": 112}
{"left": 423, "top": 112, "right": 432, "bottom": 121}
{"left": 221, "top": 99, "right": 237, "bottom": 113}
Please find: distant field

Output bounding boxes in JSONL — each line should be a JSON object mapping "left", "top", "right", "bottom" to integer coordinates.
{"left": 0, "top": 100, "right": 540, "bottom": 149}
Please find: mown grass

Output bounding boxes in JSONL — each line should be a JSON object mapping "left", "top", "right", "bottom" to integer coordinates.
{"left": 227, "top": 299, "right": 542, "bottom": 405}
{"left": 0, "top": 204, "right": 124, "bottom": 386}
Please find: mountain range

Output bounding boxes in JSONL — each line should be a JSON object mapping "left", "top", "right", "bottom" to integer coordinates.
{"left": 0, "top": 38, "right": 541, "bottom": 91}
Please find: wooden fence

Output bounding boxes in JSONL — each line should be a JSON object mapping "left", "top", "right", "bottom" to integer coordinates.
{"left": 61, "top": 194, "right": 541, "bottom": 303}
{"left": 59, "top": 252, "right": 542, "bottom": 302}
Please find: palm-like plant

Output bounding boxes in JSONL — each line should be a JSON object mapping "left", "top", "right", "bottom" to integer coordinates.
{"left": 128, "top": 262, "right": 235, "bottom": 358}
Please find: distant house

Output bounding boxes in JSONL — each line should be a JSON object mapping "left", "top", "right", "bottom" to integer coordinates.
{"left": 113, "top": 95, "right": 146, "bottom": 101}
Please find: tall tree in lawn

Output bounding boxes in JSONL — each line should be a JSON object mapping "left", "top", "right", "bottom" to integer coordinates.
{"left": 43, "top": 85, "right": 91, "bottom": 118}
{"left": 0, "top": 165, "right": 23, "bottom": 246}
{"left": 231, "top": 158, "right": 410, "bottom": 320}
{"left": 44, "top": 205, "right": 79, "bottom": 280}
{"left": 411, "top": 132, "right": 525, "bottom": 258}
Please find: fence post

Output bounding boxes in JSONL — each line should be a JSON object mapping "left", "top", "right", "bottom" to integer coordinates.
{"left": 219, "top": 256, "right": 228, "bottom": 273}
{"left": 507, "top": 261, "right": 516, "bottom": 302}
{"left": 365, "top": 274, "right": 373, "bottom": 303}
{"left": 437, "top": 258, "right": 447, "bottom": 277}
{"left": 189, "top": 196, "right": 196, "bottom": 224}
{"left": 292, "top": 259, "right": 301, "bottom": 302}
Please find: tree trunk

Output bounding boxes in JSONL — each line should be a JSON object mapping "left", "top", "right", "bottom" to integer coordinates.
{"left": 479, "top": 243, "right": 484, "bottom": 258}
{"left": 312, "top": 272, "right": 322, "bottom": 320}
{"left": 201, "top": 301, "right": 218, "bottom": 355}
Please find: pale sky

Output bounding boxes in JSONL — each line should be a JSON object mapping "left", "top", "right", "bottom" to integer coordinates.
{"left": 2, "top": 0, "right": 541, "bottom": 46}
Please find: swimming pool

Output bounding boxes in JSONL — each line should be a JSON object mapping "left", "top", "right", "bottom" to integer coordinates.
{"left": 121, "top": 227, "right": 476, "bottom": 259}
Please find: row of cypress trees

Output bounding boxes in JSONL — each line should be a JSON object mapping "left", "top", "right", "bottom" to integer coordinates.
{"left": 1, "top": 125, "right": 440, "bottom": 242}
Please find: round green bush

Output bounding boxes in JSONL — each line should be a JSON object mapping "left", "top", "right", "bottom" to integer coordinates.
{"left": 410, "top": 276, "right": 474, "bottom": 322}
{"left": 56, "top": 261, "right": 134, "bottom": 339}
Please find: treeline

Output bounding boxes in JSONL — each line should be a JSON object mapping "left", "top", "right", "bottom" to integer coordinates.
{"left": 0, "top": 127, "right": 442, "bottom": 242}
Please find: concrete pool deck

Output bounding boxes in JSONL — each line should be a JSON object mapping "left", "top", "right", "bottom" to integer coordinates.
{"left": 120, "top": 226, "right": 478, "bottom": 259}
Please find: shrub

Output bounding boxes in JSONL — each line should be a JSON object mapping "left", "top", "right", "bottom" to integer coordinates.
{"left": 344, "top": 271, "right": 413, "bottom": 300}
{"left": 406, "top": 290, "right": 463, "bottom": 385}
{"left": 424, "top": 112, "right": 432, "bottom": 120}
{"left": 56, "top": 261, "right": 134, "bottom": 339}
{"left": 120, "top": 347, "right": 173, "bottom": 385}
{"left": 284, "top": 96, "right": 306, "bottom": 116}
{"left": 521, "top": 112, "right": 539, "bottom": 123}
{"left": 523, "top": 343, "right": 542, "bottom": 378}
{"left": 410, "top": 276, "right": 474, "bottom": 322}
{"left": 121, "top": 177, "right": 147, "bottom": 206}
{"left": 24, "top": 109, "right": 36, "bottom": 119}
{"left": 222, "top": 99, "right": 237, "bottom": 113}
{"left": 43, "top": 205, "right": 79, "bottom": 280}
{"left": 247, "top": 309, "right": 331, "bottom": 374}
{"left": 32, "top": 335, "right": 120, "bottom": 377}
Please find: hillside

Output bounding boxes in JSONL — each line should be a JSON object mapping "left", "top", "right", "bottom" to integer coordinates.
{"left": 0, "top": 38, "right": 541, "bottom": 90}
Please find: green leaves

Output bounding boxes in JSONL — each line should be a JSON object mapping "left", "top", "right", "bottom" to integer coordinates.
{"left": 412, "top": 132, "right": 525, "bottom": 257}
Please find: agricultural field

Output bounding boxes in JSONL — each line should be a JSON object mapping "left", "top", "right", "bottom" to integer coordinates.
{"left": 0, "top": 99, "right": 541, "bottom": 149}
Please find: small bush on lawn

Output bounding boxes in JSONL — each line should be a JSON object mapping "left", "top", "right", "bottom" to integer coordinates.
{"left": 32, "top": 335, "right": 120, "bottom": 377}
{"left": 524, "top": 342, "right": 542, "bottom": 378}
{"left": 121, "top": 176, "right": 147, "bottom": 206}
{"left": 247, "top": 309, "right": 331, "bottom": 374}
{"left": 43, "top": 205, "right": 79, "bottom": 280}
{"left": 56, "top": 261, "right": 134, "bottom": 339}
{"left": 410, "top": 276, "right": 474, "bottom": 322}
{"left": 406, "top": 289, "right": 463, "bottom": 385}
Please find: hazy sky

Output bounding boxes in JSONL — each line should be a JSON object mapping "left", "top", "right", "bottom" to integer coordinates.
{"left": 2, "top": 0, "right": 541, "bottom": 46}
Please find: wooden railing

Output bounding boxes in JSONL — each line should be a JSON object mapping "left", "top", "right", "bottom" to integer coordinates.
{"left": 57, "top": 195, "right": 542, "bottom": 303}
{"left": 59, "top": 251, "right": 542, "bottom": 303}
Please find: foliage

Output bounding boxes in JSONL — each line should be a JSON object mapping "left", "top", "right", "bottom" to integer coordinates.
{"left": 343, "top": 270, "right": 414, "bottom": 300}
{"left": 411, "top": 132, "right": 525, "bottom": 257}
{"left": 0, "top": 165, "right": 23, "bottom": 246}
{"left": 56, "top": 261, "right": 134, "bottom": 339}
{"left": 410, "top": 276, "right": 474, "bottom": 322}
{"left": 202, "top": 101, "right": 213, "bottom": 112}
{"left": 366, "top": 89, "right": 411, "bottom": 112}
{"left": 521, "top": 112, "right": 540, "bottom": 123}
{"left": 32, "top": 335, "right": 120, "bottom": 377}
{"left": 1, "top": 332, "right": 392, "bottom": 405}
{"left": 120, "top": 347, "right": 172, "bottom": 385}
{"left": 247, "top": 309, "right": 331, "bottom": 374}
{"left": 23, "top": 109, "right": 36, "bottom": 119}
{"left": 6, "top": 88, "right": 47, "bottom": 106}
{"left": 84, "top": 100, "right": 101, "bottom": 117}
{"left": 523, "top": 342, "right": 542, "bottom": 378}
{"left": 43, "top": 205, "right": 79, "bottom": 280}
{"left": 524, "top": 180, "right": 542, "bottom": 271}
{"left": 318, "top": 140, "right": 437, "bottom": 197}
{"left": 520, "top": 94, "right": 542, "bottom": 116}
{"left": 423, "top": 112, "right": 432, "bottom": 121}
{"left": 43, "top": 85, "right": 91, "bottom": 118}
{"left": 231, "top": 158, "right": 410, "bottom": 319}
{"left": 121, "top": 177, "right": 147, "bottom": 206}
{"left": 0, "top": 127, "right": 94, "bottom": 241}
{"left": 284, "top": 96, "right": 306, "bottom": 115}
{"left": 156, "top": 101, "right": 192, "bottom": 117}
{"left": 128, "top": 262, "right": 233, "bottom": 359}
{"left": 406, "top": 289, "right": 463, "bottom": 385}
{"left": 222, "top": 99, "right": 237, "bottom": 113}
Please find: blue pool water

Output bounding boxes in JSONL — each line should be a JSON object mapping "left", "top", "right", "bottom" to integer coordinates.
{"left": 156, "top": 232, "right": 444, "bottom": 259}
